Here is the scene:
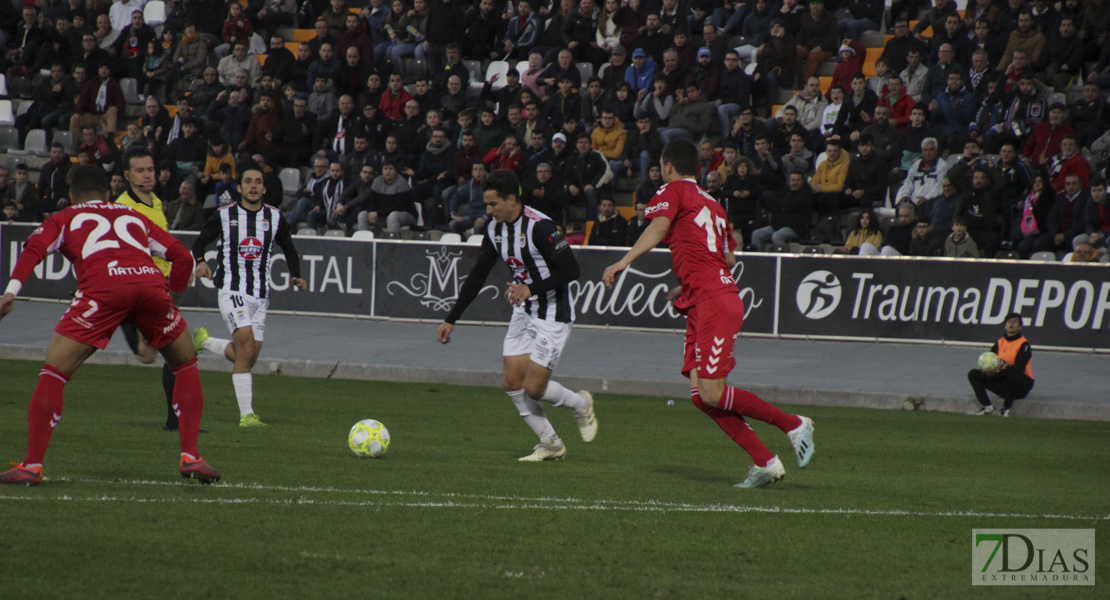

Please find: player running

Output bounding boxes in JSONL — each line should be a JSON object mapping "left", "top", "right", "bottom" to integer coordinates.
{"left": 602, "top": 140, "right": 815, "bottom": 488}
{"left": 0, "top": 166, "right": 220, "bottom": 486}
{"left": 437, "top": 169, "right": 597, "bottom": 462}
{"left": 191, "top": 162, "right": 306, "bottom": 428}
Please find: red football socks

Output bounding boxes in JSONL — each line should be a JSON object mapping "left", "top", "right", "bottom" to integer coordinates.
{"left": 719, "top": 387, "right": 803, "bottom": 433}
{"left": 691, "top": 390, "right": 774, "bottom": 467}
{"left": 24, "top": 364, "right": 69, "bottom": 466}
{"left": 172, "top": 359, "right": 204, "bottom": 458}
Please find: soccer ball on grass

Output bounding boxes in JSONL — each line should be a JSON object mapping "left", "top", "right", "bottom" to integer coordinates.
{"left": 977, "top": 352, "right": 1001, "bottom": 375}
{"left": 348, "top": 419, "right": 391, "bottom": 458}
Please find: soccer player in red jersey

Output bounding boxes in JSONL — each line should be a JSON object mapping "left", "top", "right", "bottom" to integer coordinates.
{"left": 0, "top": 166, "right": 220, "bottom": 486}
{"left": 603, "top": 140, "right": 816, "bottom": 488}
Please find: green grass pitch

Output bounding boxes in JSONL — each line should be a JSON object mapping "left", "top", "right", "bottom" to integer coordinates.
{"left": 0, "top": 360, "right": 1106, "bottom": 599}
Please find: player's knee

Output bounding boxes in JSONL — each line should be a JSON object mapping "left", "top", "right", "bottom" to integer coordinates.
{"left": 502, "top": 375, "right": 523, "bottom": 392}
{"left": 235, "top": 340, "right": 257, "bottom": 362}
{"left": 523, "top": 381, "right": 546, "bottom": 400}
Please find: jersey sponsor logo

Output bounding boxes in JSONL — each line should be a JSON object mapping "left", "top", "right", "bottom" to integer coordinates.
{"left": 505, "top": 256, "right": 529, "bottom": 283}
{"left": 238, "top": 237, "right": 264, "bottom": 260}
{"left": 719, "top": 268, "right": 736, "bottom": 286}
{"left": 796, "top": 270, "right": 842, "bottom": 319}
{"left": 645, "top": 202, "right": 669, "bottom": 216}
{"left": 106, "top": 260, "right": 160, "bottom": 278}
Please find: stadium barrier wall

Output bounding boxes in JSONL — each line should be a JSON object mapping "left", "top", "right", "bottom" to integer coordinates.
{"left": 2, "top": 224, "right": 1107, "bottom": 351}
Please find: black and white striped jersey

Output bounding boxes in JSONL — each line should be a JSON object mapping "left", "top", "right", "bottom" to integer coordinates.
{"left": 446, "top": 206, "right": 580, "bottom": 325}
{"left": 192, "top": 202, "right": 302, "bottom": 299}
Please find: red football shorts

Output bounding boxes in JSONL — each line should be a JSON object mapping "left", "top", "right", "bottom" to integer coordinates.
{"left": 56, "top": 283, "right": 187, "bottom": 350}
{"left": 682, "top": 292, "right": 744, "bottom": 380}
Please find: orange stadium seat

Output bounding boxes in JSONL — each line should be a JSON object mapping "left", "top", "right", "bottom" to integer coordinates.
{"left": 862, "top": 48, "right": 882, "bottom": 78}
{"left": 617, "top": 206, "right": 636, "bottom": 220}
{"left": 255, "top": 54, "right": 268, "bottom": 66}
{"left": 818, "top": 76, "right": 832, "bottom": 93}
{"left": 285, "top": 42, "right": 299, "bottom": 53}
{"left": 165, "top": 104, "right": 177, "bottom": 117}
{"left": 293, "top": 29, "right": 314, "bottom": 43}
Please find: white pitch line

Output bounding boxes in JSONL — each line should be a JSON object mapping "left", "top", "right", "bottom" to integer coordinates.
{"left": 2, "top": 483, "right": 1108, "bottom": 521}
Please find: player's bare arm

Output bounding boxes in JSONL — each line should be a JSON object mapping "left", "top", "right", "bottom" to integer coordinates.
{"left": 0, "top": 291, "right": 15, "bottom": 320}
{"left": 603, "top": 216, "right": 671, "bottom": 288}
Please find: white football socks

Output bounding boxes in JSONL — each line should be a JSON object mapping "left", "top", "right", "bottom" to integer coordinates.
{"left": 203, "top": 336, "right": 231, "bottom": 358}
{"left": 507, "top": 389, "right": 557, "bottom": 442}
{"left": 232, "top": 373, "right": 253, "bottom": 416}
{"left": 539, "top": 381, "right": 586, "bottom": 413}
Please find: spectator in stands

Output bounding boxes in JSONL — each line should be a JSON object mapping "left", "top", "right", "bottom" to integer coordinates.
{"left": 839, "top": 74, "right": 879, "bottom": 142}
{"left": 880, "top": 19, "right": 927, "bottom": 75}
{"left": 166, "top": 118, "right": 207, "bottom": 176}
{"left": 519, "top": 129, "right": 553, "bottom": 184}
{"left": 215, "top": 2, "right": 253, "bottom": 59}
{"left": 188, "top": 68, "right": 225, "bottom": 115}
{"left": 900, "top": 48, "right": 927, "bottom": 103}
{"left": 634, "top": 164, "right": 662, "bottom": 204}
{"left": 750, "top": 171, "right": 814, "bottom": 250}
{"left": 956, "top": 168, "right": 1002, "bottom": 257}
{"left": 364, "top": 161, "right": 417, "bottom": 233}
{"left": 592, "top": 110, "right": 627, "bottom": 173}
{"left": 776, "top": 76, "right": 827, "bottom": 133}
{"left": 320, "top": 0, "right": 352, "bottom": 38}
{"left": 18, "top": 63, "right": 79, "bottom": 145}
{"left": 566, "top": 133, "right": 612, "bottom": 219}
{"left": 240, "top": 92, "right": 282, "bottom": 158}
{"left": 620, "top": 115, "right": 662, "bottom": 183}
{"left": 1023, "top": 103, "right": 1073, "bottom": 170}
{"left": 1065, "top": 240, "right": 1100, "bottom": 263}
{"left": 1035, "top": 172, "right": 1090, "bottom": 254}
{"left": 998, "top": 11, "right": 1045, "bottom": 73}
{"left": 753, "top": 19, "right": 795, "bottom": 117}
{"left": 722, "top": 156, "right": 762, "bottom": 245}
{"left": 932, "top": 14, "right": 970, "bottom": 66}
{"left": 626, "top": 200, "right": 650, "bottom": 246}
{"left": 834, "top": 209, "right": 883, "bottom": 255}
{"left": 314, "top": 94, "right": 357, "bottom": 160}
{"left": 794, "top": 0, "right": 835, "bottom": 85}
{"left": 944, "top": 216, "right": 980, "bottom": 258}
{"left": 71, "top": 63, "right": 123, "bottom": 140}
{"left": 78, "top": 125, "right": 118, "bottom": 173}
{"left": 908, "top": 218, "right": 945, "bottom": 256}
{"left": 897, "top": 137, "right": 948, "bottom": 213}
{"left": 854, "top": 103, "right": 896, "bottom": 166}
{"left": 630, "top": 75, "right": 670, "bottom": 133}
{"left": 4, "top": 165, "right": 36, "bottom": 222}
{"left": 966, "top": 49, "right": 999, "bottom": 104}
{"left": 624, "top": 48, "right": 656, "bottom": 96}
{"left": 308, "top": 161, "right": 347, "bottom": 232}
{"left": 279, "top": 97, "right": 317, "bottom": 169}
{"left": 839, "top": 0, "right": 884, "bottom": 40}
{"left": 968, "top": 313, "right": 1033, "bottom": 417}
{"left": 1033, "top": 17, "right": 1083, "bottom": 93}
{"left": 818, "top": 85, "right": 845, "bottom": 140}
{"left": 656, "top": 83, "right": 706, "bottom": 146}
{"left": 447, "top": 161, "right": 488, "bottom": 235}
{"left": 163, "top": 179, "right": 206, "bottom": 231}
{"left": 781, "top": 132, "right": 813, "bottom": 179}
{"left": 37, "top": 143, "right": 70, "bottom": 219}
{"left": 877, "top": 202, "right": 918, "bottom": 256}
{"left": 922, "top": 44, "right": 963, "bottom": 106}
{"left": 715, "top": 50, "right": 754, "bottom": 138}
{"left": 930, "top": 72, "right": 975, "bottom": 152}
{"left": 113, "top": 9, "right": 155, "bottom": 80}
{"left": 1014, "top": 173, "right": 1053, "bottom": 258}
{"left": 525, "top": 162, "right": 567, "bottom": 226}
{"left": 894, "top": 105, "right": 940, "bottom": 173}
{"left": 335, "top": 163, "right": 376, "bottom": 233}
{"left": 379, "top": 73, "right": 412, "bottom": 123}
{"left": 729, "top": 105, "right": 771, "bottom": 160}
{"left": 1049, "top": 135, "right": 1091, "bottom": 191}
{"left": 217, "top": 41, "right": 261, "bottom": 87}
{"left": 1077, "top": 177, "right": 1109, "bottom": 251}
{"left": 843, "top": 134, "right": 888, "bottom": 210}
{"left": 206, "top": 90, "right": 249, "bottom": 152}
{"left": 812, "top": 140, "right": 849, "bottom": 215}
{"left": 388, "top": 0, "right": 430, "bottom": 75}
{"left": 503, "top": 0, "right": 542, "bottom": 60}
{"left": 588, "top": 197, "right": 628, "bottom": 246}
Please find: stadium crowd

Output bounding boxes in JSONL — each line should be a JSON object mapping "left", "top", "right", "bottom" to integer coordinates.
{"left": 1, "top": 0, "right": 1109, "bottom": 260}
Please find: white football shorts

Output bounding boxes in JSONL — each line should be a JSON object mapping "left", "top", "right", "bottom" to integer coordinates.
{"left": 217, "top": 289, "right": 269, "bottom": 341}
{"left": 502, "top": 308, "right": 572, "bottom": 370}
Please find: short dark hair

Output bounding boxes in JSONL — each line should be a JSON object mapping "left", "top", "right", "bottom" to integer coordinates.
{"left": 69, "top": 165, "right": 109, "bottom": 200}
{"left": 481, "top": 169, "right": 521, "bottom": 200}
{"left": 660, "top": 139, "right": 699, "bottom": 177}
{"left": 1091, "top": 176, "right": 1107, "bottom": 188}
{"left": 238, "top": 160, "right": 264, "bottom": 182}
{"left": 123, "top": 145, "right": 153, "bottom": 171}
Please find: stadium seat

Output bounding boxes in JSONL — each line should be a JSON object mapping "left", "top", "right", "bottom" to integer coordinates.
{"left": 0, "top": 100, "right": 13, "bottom": 126}
{"left": 1046, "top": 92, "right": 1067, "bottom": 108}
{"left": 879, "top": 216, "right": 895, "bottom": 237}
{"left": 54, "top": 130, "right": 75, "bottom": 155}
{"left": 438, "top": 232, "right": 462, "bottom": 244}
{"left": 351, "top": 230, "right": 375, "bottom": 241}
{"left": 0, "top": 126, "right": 20, "bottom": 153}
{"left": 380, "top": 231, "right": 400, "bottom": 239}
{"left": 293, "top": 29, "right": 314, "bottom": 43}
{"left": 994, "top": 250, "right": 1019, "bottom": 260}
{"left": 463, "top": 60, "right": 483, "bottom": 91}
{"left": 598, "top": 63, "right": 610, "bottom": 80}
{"left": 803, "top": 246, "right": 826, "bottom": 255}
{"left": 1029, "top": 251, "right": 1056, "bottom": 262}
{"left": 324, "top": 229, "right": 346, "bottom": 237}
{"left": 279, "top": 167, "right": 301, "bottom": 195}
{"left": 485, "top": 61, "right": 509, "bottom": 91}
{"left": 862, "top": 48, "right": 882, "bottom": 78}
{"left": 203, "top": 194, "right": 217, "bottom": 209}
{"left": 744, "top": 62, "right": 757, "bottom": 75}
{"left": 22, "top": 129, "right": 48, "bottom": 156}
{"left": 466, "top": 234, "right": 483, "bottom": 244}
{"left": 294, "top": 229, "right": 319, "bottom": 237}
{"left": 408, "top": 230, "right": 430, "bottom": 241}
{"left": 14, "top": 99, "right": 33, "bottom": 118}
{"left": 1101, "top": 253, "right": 1109, "bottom": 264}
{"left": 818, "top": 76, "right": 832, "bottom": 94}
{"left": 768, "top": 244, "right": 787, "bottom": 253}
{"left": 143, "top": 1, "right": 166, "bottom": 26}
{"left": 576, "top": 62, "right": 594, "bottom": 83}
{"left": 120, "top": 78, "right": 143, "bottom": 105}
{"left": 255, "top": 54, "right": 268, "bottom": 66}
{"left": 0, "top": 74, "right": 7, "bottom": 97}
